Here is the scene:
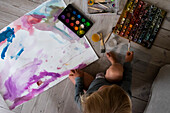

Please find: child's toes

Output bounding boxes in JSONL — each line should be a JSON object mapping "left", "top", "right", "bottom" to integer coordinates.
{"left": 70, "top": 70, "right": 75, "bottom": 75}
{"left": 71, "top": 70, "right": 76, "bottom": 73}
{"left": 106, "top": 52, "right": 110, "bottom": 56}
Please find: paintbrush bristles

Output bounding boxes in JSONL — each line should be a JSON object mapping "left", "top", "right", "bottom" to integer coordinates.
{"left": 100, "top": 33, "right": 105, "bottom": 53}
{"left": 100, "top": 33, "right": 104, "bottom": 46}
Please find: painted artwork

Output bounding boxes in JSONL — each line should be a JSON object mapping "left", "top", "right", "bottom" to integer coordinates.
{"left": 0, "top": 0, "right": 98, "bottom": 110}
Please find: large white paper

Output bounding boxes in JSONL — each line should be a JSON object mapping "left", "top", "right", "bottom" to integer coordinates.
{"left": 0, "top": 0, "right": 98, "bottom": 110}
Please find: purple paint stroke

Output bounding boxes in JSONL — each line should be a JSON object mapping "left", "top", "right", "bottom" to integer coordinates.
{"left": 26, "top": 71, "right": 61, "bottom": 90}
{"left": 77, "top": 63, "right": 87, "bottom": 69}
{"left": 4, "top": 62, "right": 87, "bottom": 110}
{"left": 84, "top": 42, "right": 90, "bottom": 48}
{"left": 30, "top": 14, "right": 46, "bottom": 20}
{"left": 47, "top": 6, "right": 63, "bottom": 22}
{"left": 3, "top": 58, "right": 42, "bottom": 101}
{"left": 53, "top": 9, "right": 63, "bottom": 22}
{"left": 9, "top": 71, "right": 62, "bottom": 110}
{"left": 31, "top": 6, "right": 77, "bottom": 41}
{"left": 59, "top": 63, "right": 87, "bottom": 76}
{"left": 63, "top": 24, "right": 80, "bottom": 42}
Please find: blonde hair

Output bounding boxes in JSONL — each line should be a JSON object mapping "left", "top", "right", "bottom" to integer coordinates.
{"left": 81, "top": 85, "right": 132, "bottom": 113}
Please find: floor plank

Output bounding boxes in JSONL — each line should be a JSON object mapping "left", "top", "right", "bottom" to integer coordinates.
{"left": 27, "top": 0, "right": 47, "bottom": 4}
{"left": 132, "top": 97, "right": 147, "bottom": 113}
{"left": 12, "top": 105, "right": 23, "bottom": 113}
{"left": 144, "top": 0, "right": 170, "bottom": 30}
{"left": 0, "top": 11, "right": 18, "bottom": 23}
{"left": 0, "top": 0, "right": 40, "bottom": 11}
{"left": 0, "top": 94, "right": 8, "bottom": 109}
{"left": 0, "top": 1, "right": 27, "bottom": 17}
{"left": 132, "top": 77, "right": 152, "bottom": 101}
{"left": 161, "top": 13, "right": 170, "bottom": 30}
{"left": 21, "top": 78, "right": 80, "bottom": 113}
{"left": 111, "top": 39, "right": 170, "bottom": 66}
{"left": 132, "top": 60, "right": 160, "bottom": 82}
{"left": 153, "top": 29, "right": 170, "bottom": 50}
{"left": 0, "top": 22, "right": 9, "bottom": 30}
{"left": 0, "top": 107, "right": 15, "bottom": 113}
{"left": 60, "top": 79, "right": 81, "bottom": 113}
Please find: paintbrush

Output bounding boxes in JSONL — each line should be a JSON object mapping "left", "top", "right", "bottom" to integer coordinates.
{"left": 104, "top": 27, "right": 115, "bottom": 44}
{"left": 128, "top": 39, "right": 131, "bottom": 51}
{"left": 100, "top": 33, "right": 106, "bottom": 53}
{"left": 128, "top": 39, "right": 131, "bottom": 55}
{"left": 88, "top": 6, "right": 103, "bottom": 11}
{"left": 97, "top": 2, "right": 109, "bottom": 9}
{"left": 88, "top": 6, "right": 108, "bottom": 13}
{"left": 88, "top": 6, "right": 111, "bottom": 13}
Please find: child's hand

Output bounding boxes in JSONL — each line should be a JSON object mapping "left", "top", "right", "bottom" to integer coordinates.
{"left": 125, "top": 51, "right": 134, "bottom": 62}
{"left": 69, "top": 69, "right": 84, "bottom": 77}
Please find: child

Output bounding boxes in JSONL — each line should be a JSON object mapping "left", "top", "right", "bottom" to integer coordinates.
{"left": 69, "top": 51, "right": 133, "bottom": 113}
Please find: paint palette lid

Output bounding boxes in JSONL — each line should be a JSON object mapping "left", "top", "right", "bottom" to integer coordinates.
{"left": 58, "top": 4, "right": 93, "bottom": 38}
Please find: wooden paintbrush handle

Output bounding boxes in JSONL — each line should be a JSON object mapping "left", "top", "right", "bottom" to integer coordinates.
{"left": 104, "top": 32, "right": 112, "bottom": 44}
{"left": 88, "top": 6, "right": 102, "bottom": 11}
{"left": 97, "top": 2, "right": 109, "bottom": 9}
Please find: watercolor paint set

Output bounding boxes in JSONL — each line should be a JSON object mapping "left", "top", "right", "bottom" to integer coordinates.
{"left": 87, "top": 0, "right": 119, "bottom": 14}
{"left": 113, "top": 0, "right": 166, "bottom": 49}
{"left": 58, "top": 4, "right": 93, "bottom": 38}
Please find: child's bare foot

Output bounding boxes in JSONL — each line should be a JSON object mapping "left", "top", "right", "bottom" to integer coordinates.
{"left": 106, "top": 52, "right": 117, "bottom": 64}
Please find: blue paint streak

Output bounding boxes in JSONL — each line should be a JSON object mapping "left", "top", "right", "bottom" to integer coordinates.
{"left": 10, "top": 56, "right": 14, "bottom": 59}
{"left": 50, "top": 34, "right": 64, "bottom": 44}
{"left": 54, "top": 26, "right": 72, "bottom": 40}
{"left": 10, "top": 48, "right": 24, "bottom": 60}
{"left": 16, "top": 48, "right": 24, "bottom": 60}
{"left": 74, "top": 47, "right": 79, "bottom": 50}
{"left": 0, "top": 27, "right": 15, "bottom": 43}
{"left": 17, "top": 48, "right": 24, "bottom": 56}
{"left": 1, "top": 44, "right": 9, "bottom": 59}
{"left": 0, "top": 27, "right": 15, "bottom": 59}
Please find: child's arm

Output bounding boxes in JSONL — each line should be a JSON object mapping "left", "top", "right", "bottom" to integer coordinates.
{"left": 75, "top": 77, "right": 84, "bottom": 109}
{"left": 121, "top": 51, "right": 134, "bottom": 97}
{"left": 69, "top": 69, "right": 84, "bottom": 110}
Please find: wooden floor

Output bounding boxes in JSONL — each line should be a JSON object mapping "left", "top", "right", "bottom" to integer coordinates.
{"left": 0, "top": 0, "right": 170, "bottom": 113}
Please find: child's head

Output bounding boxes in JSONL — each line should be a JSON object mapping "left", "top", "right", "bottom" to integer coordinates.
{"left": 105, "top": 63, "right": 123, "bottom": 82}
{"left": 81, "top": 85, "right": 132, "bottom": 113}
